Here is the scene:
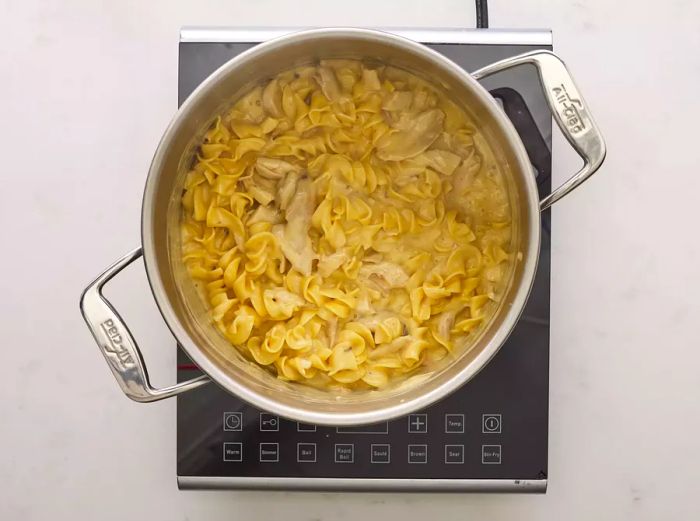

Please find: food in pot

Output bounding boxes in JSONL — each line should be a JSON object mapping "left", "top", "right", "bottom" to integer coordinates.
{"left": 179, "top": 60, "right": 514, "bottom": 390}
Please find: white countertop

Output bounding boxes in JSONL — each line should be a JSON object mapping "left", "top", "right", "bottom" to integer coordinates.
{"left": 2, "top": 1, "right": 699, "bottom": 519}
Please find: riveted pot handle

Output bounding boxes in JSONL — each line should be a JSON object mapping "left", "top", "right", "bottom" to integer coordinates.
{"left": 472, "top": 50, "right": 606, "bottom": 210}
{"left": 79, "top": 248, "right": 209, "bottom": 402}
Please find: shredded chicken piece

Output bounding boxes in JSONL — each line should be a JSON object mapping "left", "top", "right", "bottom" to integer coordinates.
{"left": 355, "top": 289, "right": 374, "bottom": 315}
{"left": 382, "top": 91, "right": 413, "bottom": 111}
{"left": 435, "top": 311, "right": 456, "bottom": 342}
{"left": 407, "top": 149, "right": 462, "bottom": 176}
{"left": 272, "top": 178, "right": 316, "bottom": 275}
{"left": 376, "top": 109, "right": 445, "bottom": 161}
{"left": 358, "top": 261, "right": 409, "bottom": 290}
{"left": 327, "top": 316, "right": 338, "bottom": 348}
{"left": 368, "top": 336, "right": 413, "bottom": 359}
{"left": 317, "top": 251, "right": 349, "bottom": 277}
{"left": 445, "top": 149, "right": 481, "bottom": 211}
{"left": 277, "top": 171, "right": 300, "bottom": 211}
{"left": 263, "top": 288, "right": 305, "bottom": 319}
{"left": 255, "top": 157, "right": 299, "bottom": 180}
{"left": 316, "top": 67, "right": 341, "bottom": 101}
{"left": 234, "top": 86, "right": 265, "bottom": 123}
{"left": 247, "top": 205, "right": 281, "bottom": 226}
{"left": 361, "top": 69, "right": 381, "bottom": 91}
{"left": 357, "top": 311, "right": 395, "bottom": 330}
{"left": 262, "top": 79, "right": 283, "bottom": 118}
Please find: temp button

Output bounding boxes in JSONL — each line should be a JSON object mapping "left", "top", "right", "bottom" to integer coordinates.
{"left": 445, "top": 414, "right": 465, "bottom": 433}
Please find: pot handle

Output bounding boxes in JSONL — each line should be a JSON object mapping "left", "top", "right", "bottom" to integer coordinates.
{"left": 79, "top": 248, "right": 210, "bottom": 402}
{"left": 471, "top": 50, "right": 606, "bottom": 210}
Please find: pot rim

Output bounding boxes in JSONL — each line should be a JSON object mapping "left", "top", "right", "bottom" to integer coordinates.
{"left": 140, "top": 27, "right": 541, "bottom": 425}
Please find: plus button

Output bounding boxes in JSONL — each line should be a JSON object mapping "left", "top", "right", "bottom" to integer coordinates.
{"left": 408, "top": 413, "right": 428, "bottom": 433}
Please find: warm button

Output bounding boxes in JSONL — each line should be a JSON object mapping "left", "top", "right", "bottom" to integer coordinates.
{"left": 223, "top": 442, "right": 243, "bottom": 462}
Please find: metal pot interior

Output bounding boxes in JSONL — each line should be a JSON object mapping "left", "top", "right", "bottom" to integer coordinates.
{"left": 142, "top": 29, "right": 540, "bottom": 425}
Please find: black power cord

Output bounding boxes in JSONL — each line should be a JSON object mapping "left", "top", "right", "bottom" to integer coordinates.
{"left": 475, "top": 0, "right": 489, "bottom": 28}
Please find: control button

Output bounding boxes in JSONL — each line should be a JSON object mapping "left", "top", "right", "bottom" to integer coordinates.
{"left": 223, "top": 442, "right": 243, "bottom": 462}
{"left": 335, "top": 444, "right": 354, "bottom": 463}
{"left": 297, "top": 422, "right": 317, "bottom": 432}
{"left": 408, "top": 413, "right": 428, "bottom": 433}
{"left": 371, "top": 444, "right": 391, "bottom": 464}
{"left": 259, "top": 443, "right": 279, "bottom": 462}
{"left": 482, "top": 445, "right": 502, "bottom": 464}
{"left": 408, "top": 444, "right": 428, "bottom": 464}
{"left": 297, "top": 443, "right": 317, "bottom": 463}
{"left": 445, "top": 444, "right": 465, "bottom": 464}
{"left": 482, "top": 414, "right": 502, "bottom": 434}
{"left": 445, "top": 414, "right": 465, "bottom": 433}
{"left": 223, "top": 412, "right": 242, "bottom": 431}
{"left": 260, "top": 413, "right": 279, "bottom": 432}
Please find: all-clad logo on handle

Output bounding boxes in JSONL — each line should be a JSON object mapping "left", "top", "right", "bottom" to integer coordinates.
{"left": 100, "top": 319, "right": 135, "bottom": 368}
{"left": 552, "top": 83, "right": 587, "bottom": 135}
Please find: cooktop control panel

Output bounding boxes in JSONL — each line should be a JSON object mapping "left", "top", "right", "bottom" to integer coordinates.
{"left": 177, "top": 313, "right": 548, "bottom": 482}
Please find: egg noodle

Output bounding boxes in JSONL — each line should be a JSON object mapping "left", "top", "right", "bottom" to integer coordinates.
{"left": 180, "top": 60, "right": 513, "bottom": 391}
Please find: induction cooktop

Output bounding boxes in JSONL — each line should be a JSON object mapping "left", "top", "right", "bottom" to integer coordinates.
{"left": 176, "top": 26, "right": 552, "bottom": 492}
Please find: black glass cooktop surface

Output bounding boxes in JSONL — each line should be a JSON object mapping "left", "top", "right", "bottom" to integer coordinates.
{"left": 176, "top": 28, "right": 552, "bottom": 492}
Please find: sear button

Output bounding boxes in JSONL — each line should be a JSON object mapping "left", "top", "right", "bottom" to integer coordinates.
{"left": 445, "top": 444, "right": 465, "bottom": 464}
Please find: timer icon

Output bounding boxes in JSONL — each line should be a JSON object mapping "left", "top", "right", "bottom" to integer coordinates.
{"left": 223, "top": 412, "right": 243, "bottom": 431}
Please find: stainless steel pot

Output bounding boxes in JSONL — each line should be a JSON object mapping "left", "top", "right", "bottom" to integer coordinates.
{"left": 80, "top": 28, "right": 605, "bottom": 425}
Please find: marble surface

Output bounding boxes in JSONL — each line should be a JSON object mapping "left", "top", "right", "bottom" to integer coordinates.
{"left": 2, "top": 0, "right": 699, "bottom": 519}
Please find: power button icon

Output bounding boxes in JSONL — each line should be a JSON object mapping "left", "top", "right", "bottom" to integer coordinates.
{"left": 482, "top": 414, "right": 502, "bottom": 434}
